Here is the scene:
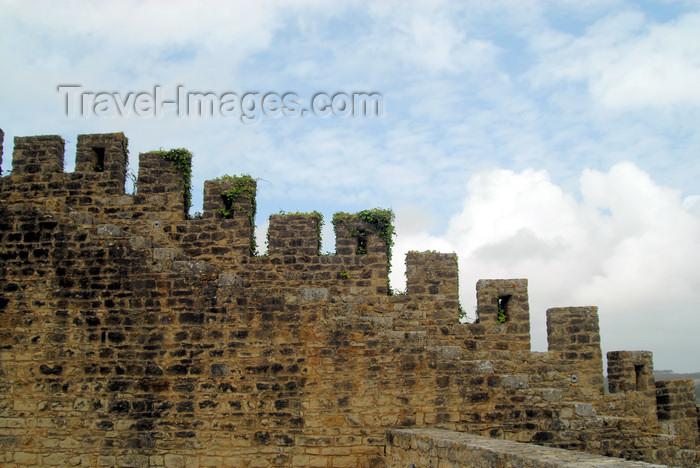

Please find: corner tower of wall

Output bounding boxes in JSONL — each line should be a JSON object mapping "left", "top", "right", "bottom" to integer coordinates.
{"left": 11, "top": 135, "right": 65, "bottom": 175}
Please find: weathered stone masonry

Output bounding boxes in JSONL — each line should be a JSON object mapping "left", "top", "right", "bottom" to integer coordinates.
{"left": 0, "top": 131, "right": 698, "bottom": 467}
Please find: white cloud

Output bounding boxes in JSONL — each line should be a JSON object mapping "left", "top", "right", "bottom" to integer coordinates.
{"left": 390, "top": 163, "right": 700, "bottom": 372}
{"left": 683, "top": 195, "right": 700, "bottom": 217}
{"left": 528, "top": 10, "right": 700, "bottom": 109}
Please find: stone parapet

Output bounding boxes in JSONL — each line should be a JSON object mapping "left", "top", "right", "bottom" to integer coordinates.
{"left": 656, "top": 379, "right": 700, "bottom": 449}
{"left": 385, "top": 429, "right": 666, "bottom": 467}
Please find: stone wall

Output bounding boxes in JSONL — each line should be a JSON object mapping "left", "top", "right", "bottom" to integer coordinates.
{"left": 605, "top": 351, "right": 660, "bottom": 427}
{"left": 10, "top": 135, "right": 65, "bottom": 175}
{"left": 545, "top": 306, "right": 605, "bottom": 400}
{"left": 0, "top": 131, "right": 699, "bottom": 467}
{"left": 385, "top": 429, "right": 665, "bottom": 467}
{"left": 656, "top": 379, "right": 700, "bottom": 449}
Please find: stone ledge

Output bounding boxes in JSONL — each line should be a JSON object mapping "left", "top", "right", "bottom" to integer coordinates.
{"left": 386, "top": 428, "right": 667, "bottom": 467}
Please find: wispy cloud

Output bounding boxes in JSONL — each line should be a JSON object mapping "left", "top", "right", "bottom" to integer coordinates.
{"left": 528, "top": 10, "right": 700, "bottom": 109}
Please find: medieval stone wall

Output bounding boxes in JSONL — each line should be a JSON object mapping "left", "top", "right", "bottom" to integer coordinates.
{"left": 656, "top": 379, "right": 700, "bottom": 449}
{"left": 385, "top": 429, "right": 666, "bottom": 467}
{"left": 0, "top": 131, "right": 698, "bottom": 467}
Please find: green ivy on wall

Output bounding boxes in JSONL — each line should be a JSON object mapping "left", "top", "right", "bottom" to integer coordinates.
{"left": 495, "top": 294, "right": 507, "bottom": 323}
{"left": 332, "top": 208, "right": 395, "bottom": 293}
{"left": 155, "top": 148, "right": 193, "bottom": 216}
{"left": 215, "top": 174, "right": 257, "bottom": 255}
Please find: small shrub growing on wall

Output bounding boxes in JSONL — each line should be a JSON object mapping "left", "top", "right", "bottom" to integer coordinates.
{"left": 155, "top": 148, "right": 193, "bottom": 216}
{"left": 215, "top": 174, "right": 257, "bottom": 255}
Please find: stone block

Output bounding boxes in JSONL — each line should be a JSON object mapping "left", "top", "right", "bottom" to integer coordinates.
{"left": 97, "top": 224, "right": 126, "bottom": 237}
{"left": 299, "top": 287, "right": 331, "bottom": 302}
{"left": 502, "top": 375, "right": 529, "bottom": 389}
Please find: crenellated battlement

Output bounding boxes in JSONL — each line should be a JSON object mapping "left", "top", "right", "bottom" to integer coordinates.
{"left": 268, "top": 213, "right": 322, "bottom": 257}
{"left": 0, "top": 133, "right": 393, "bottom": 266}
{"left": 75, "top": 132, "right": 128, "bottom": 191}
{"left": 0, "top": 130, "right": 698, "bottom": 468}
{"left": 546, "top": 306, "right": 605, "bottom": 398}
{"left": 608, "top": 350, "right": 655, "bottom": 394}
{"left": 11, "top": 134, "right": 66, "bottom": 175}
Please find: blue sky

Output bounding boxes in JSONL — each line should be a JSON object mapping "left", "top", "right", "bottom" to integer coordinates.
{"left": 1, "top": 0, "right": 699, "bottom": 372}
